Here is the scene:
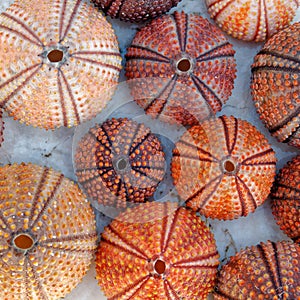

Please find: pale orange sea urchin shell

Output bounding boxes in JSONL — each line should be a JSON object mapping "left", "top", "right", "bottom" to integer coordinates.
{"left": 171, "top": 115, "right": 277, "bottom": 220}
{"left": 271, "top": 155, "right": 300, "bottom": 244}
{"left": 205, "top": 0, "right": 299, "bottom": 42}
{"left": 0, "top": 163, "right": 97, "bottom": 300}
{"left": 214, "top": 240, "right": 300, "bottom": 299}
{"left": 0, "top": 0, "right": 122, "bottom": 130}
{"left": 74, "top": 118, "right": 165, "bottom": 209}
{"left": 95, "top": 202, "right": 220, "bottom": 299}
{"left": 125, "top": 11, "right": 236, "bottom": 126}
{"left": 0, "top": 108, "right": 4, "bottom": 147}
{"left": 91, "top": 0, "right": 182, "bottom": 23}
{"left": 251, "top": 22, "right": 300, "bottom": 148}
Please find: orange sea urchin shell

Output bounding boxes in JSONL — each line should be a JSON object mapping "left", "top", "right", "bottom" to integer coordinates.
{"left": 271, "top": 155, "right": 300, "bottom": 244}
{"left": 205, "top": 0, "right": 299, "bottom": 42}
{"left": 92, "top": 0, "right": 182, "bottom": 23}
{"left": 0, "top": 0, "right": 122, "bottom": 130}
{"left": 95, "top": 202, "right": 220, "bottom": 299}
{"left": 0, "top": 163, "right": 97, "bottom": 300}
{"left": 125, "top": 11, "right": 236, "bottom": 126}
{"left": 214, "top": 240, "right": 300, "bottom": 299}
{"left": 251, "top": 22, "right": 300, "bottom": 148}
{"left": 74, "top": 118, "right": 165, "bottom": 209}
{"left": 171, "top": 115, "right": 277, "bottom": 220}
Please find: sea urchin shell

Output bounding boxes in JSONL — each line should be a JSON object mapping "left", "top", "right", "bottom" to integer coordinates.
{"left": 205, "top": 0, "right": 299, "bottom": 42}
{"left": 74, "top": 118, "right": 165, "bottom": 209}
{"left": 251, "top": 22, "right": 300, "bottom": 148}
{"left": 271, "top": 155, "right": 300, "bottom": 244}
{"left": 95, "top": 202, "right": 220, "bottom": 299}
{"left": 0, "top": 108, "right": 4, "bottom": 147}
{"left": 0, "top": 0, "right": 122, "bottom": 129}
{"left": 92, "top": 0, "right": 182, "bottom": 23}
{"left": 214, "top": 240, "right": 300, "bottom": 299}
{"left": 125, "top": 11, "right": 236, "bottom": 126}
{"left": 0, "top": 163, "right": 97, "bottom": 300}
{"left": 171, "top": 115, "right": 277, "bottom": 220}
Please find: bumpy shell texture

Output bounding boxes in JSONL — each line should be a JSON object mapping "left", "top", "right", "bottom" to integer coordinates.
{"left": 0, "top": 108, "right": 4, "bottom": 147}
{"left": 74, "top": 118, "right": 165, "bottom": 209}
{"left": 92, "top": 0, "right": 182, "bottom": 22}
{"left": 95, "top": 202, "right": 220, "bottom": 299}
{"left": 0, "top": 163, "right": 97, "bottom": 300}
{"left": 251, "top": 22, "right": 300, "bottom": 148}
{"left": 171, "top": 115, "right": 277, "bottom": 220}
{"left": 0, "top": 0, "right": 122, "bottom": 130}
{"left": 271, "top": 155, "right": 300, "bottom": 243}
{"left": 214, "top": 240, "right": 300, "bottom": 299}
{"left": 125, "top": 11, "right": 236, "bottom": 126}
{"left": 205, "top": 0, "right": 299, "bottom": 42}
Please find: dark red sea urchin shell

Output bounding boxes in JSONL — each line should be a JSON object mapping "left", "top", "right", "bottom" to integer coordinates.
{"left": 271, "top": 155, "right": 300, "bottom": 244}
{"left": 74, "top": 118, "right": 165, "bottom": 209}
{"left": 91, "top": 0, "right": 182, "bottom": 23}
{"left": 214, "top": 240, "right": 300, "bottom": 299}
{"left": 95, "top": 202, "right": 220, "bottom": 300}
{"left": 251, "top": 22, "right": 300, "bottom": 148}
{"left": 125, "top": 11, "right": 236, "bottom": 126}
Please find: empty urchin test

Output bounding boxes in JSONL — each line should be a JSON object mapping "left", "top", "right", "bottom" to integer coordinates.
{"left": 125, "top": 11, "right": 236, "bottom": 126}
{"left": 0, "top": 163, "right": 97, "bottom": 300}
{"left": 0, "top": 0, "right": 122, "bottom": 130}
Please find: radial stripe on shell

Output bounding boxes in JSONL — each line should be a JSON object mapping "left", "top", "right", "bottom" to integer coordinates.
{"left": 95, "top": 202, "right": 220, "bottom": 300}
{"left": 125, "top": 11, "right": 236, "bottom": 126}
{"left": 205, "top": 0, "right": 299, "bottom": 42}
{"left": 271, "top": 155, "right": 300, "bottom": 244}
{"left": 251, "top": 22, "right": 300, "bottom": 148}
{"left": 214, "top": 240, "right": 300, "bottom": 299}
{"left": 171, "top": 115, "right": 277, "bottom": 220}
{"left": 0, "top": 163, "right": 97, "bottom": 300}
{"left": 0, "top": 0, "right": 122, "bottom": 130}
{"left": 74, "top": 118, "right": 166, "bottom": 209}
{"left": 0, "top": 108, "right": 4, "bottom": 147}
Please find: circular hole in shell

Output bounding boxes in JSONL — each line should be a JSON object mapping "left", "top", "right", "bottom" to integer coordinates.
{"left": 47, "top": 49, "right": 64, "bottom": 63}
{"left": 13, "top": 233, "right": 35, "bottom": 251}
{"left": 223, "top": 160, "right": 236, "bottom": 173}
{"left": 176, "top": 58, "right": 192, "bottom": 73}
{"left": 154, "top": 259, "right": 166, "bottom": 274}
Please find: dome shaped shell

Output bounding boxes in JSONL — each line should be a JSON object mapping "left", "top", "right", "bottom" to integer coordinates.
{"left": 0, "top": 163, "right": 97, "bottom": 300}
{"left": 74, "top": 118, "right": 165, "bottom": 209}
{"left": 95, "top": 202, "right": 220, "bottom": 300}
{"left": 271, "top": 155, "right": 300, "bottom": 243}
{"left": 171, "top": 115, "right": 277, "bottom": 220}
{"left": 0, "top": 0, "right": 122, "bottom": 130}
{"left": 91, "top": 0, "right": 182, "bottom": 23}
{"left": 205, "top": 0, "right": 299, "bottom": 42}
{"left": 214, "top": 240, "right": 300, "bottom": 299}
{"left": 251, "top": 22, "right": 300, "bottom": 148}
{"left": 125, "top": 11, "right": 236, "bottom": 126}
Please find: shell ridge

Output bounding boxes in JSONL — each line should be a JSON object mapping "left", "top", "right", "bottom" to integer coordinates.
{"left": 255, "top": 49, "right": 300, "bottom": 67}
{"left": 126, "top": 45, "right": 171, "bottom": 63}
{"left": 131, "top": 166, "right": 161, "bottom": 184}
{"left": 87, "top": 127, "right": 112, "bottom": 154}
{"left": 235, "top": 175, "right": 252, "bottom": 217}
{"left": 220, "top": 115, "right": 231, "bottom": 155}
{"left": 173, "top": 151, "right": 217, "bottom": 163}
{"left": 173, "top": 11, "right": 188, "bottom": 52}
{"left": 127, "top": 122, "right": 144, "bottom": 155}
{"left": 195, "top": 42, "right": 234, "bottom": 62}
{"left": 57, "top": 70, "right": 68, "bottom": 127}
{"left": 173, "top": 251, "right": 219, "bottom": 268}
{"left": 1, "top": 11, "right": 43, "bottom": 46}
{"left": 240, "top": 148, "right": 274, "bottom": 165}
{"left": 163, "top": 279, "right": 181, "bottom": 300}
{"left": 39, "top": 232, "right": 97, "bottom": 245}
{"left": 208, "top": 0, "right": 236, "bottom": 19}
{"left": 0, "top": 63, "right": 42, "bottom": 107}
{"left": 58, "top": 0, "right": 68, "bottom": 40}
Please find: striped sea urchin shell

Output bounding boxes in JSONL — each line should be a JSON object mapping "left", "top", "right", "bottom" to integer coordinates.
{"left": 171, "top": 115, "right": 277, "bottom": 220}
{"left": 125, "top": 11, "right": 236, "bottom": 126}
{"left": 0, "top": 163, "right": 97, "bottom": 300}
{"left": 251, "top": 22, "right": 300, "bottom": 148}
{"left": 74, "top": 118, "right": 165, "bottom": 209}
{"left": 0, "top": 0, "right": 122, "bottom": 130}
{"left": 271, "top": 155, "right": 300, "bottom": 244}
{"left": 91, "top": 0, "right": 182, "bottom": 23}
{"left": 205, "top": 0, "right": 299, "bottom": 42}
{"left": 95, "top": 202, "right": 220, "bottom": 299}
{"left": 214, "top": 240, "right": 300, "bottom": 299}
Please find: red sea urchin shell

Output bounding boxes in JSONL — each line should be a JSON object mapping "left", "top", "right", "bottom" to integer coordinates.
{"left": 95, "top": 202, "right": 220, "bottom": 299}
{"left": 0, "top": 163, "right": 97, "bottom": 300}
{"left": 91, "top": 0, "right": 182, "bottom": 23}
{"left": 74, "top": 118, "right": 165, "bottom": 209}
{"left": 214, "top": 240, "right": 300, "bottom": 299}
{"left": 0, "top": 0, "right": 122, "bottom": 130}
{"left": 271, "top": 155, "right": 300, "bottom": 244}
{"left": 125, "top": 11, "right": 236, "bottom": 126}
{"left": 205, "top": 0, "right": 299, "bottom": 42}
{"left": 171, "top": 115, "right": 277, "bottom": 220}
{"left": 251, "top": 22, "right": 300, "bottom": 148}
